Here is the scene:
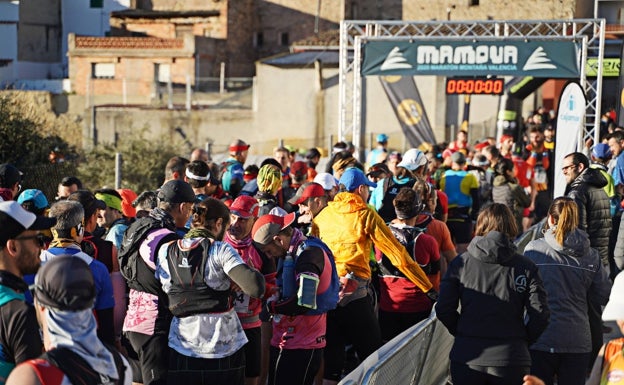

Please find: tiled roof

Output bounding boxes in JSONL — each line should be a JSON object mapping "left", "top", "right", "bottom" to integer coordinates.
{"left": 292, "top": 29, "right": 340, "bottom": 48}
{"left": 75, "top": 36, "right": 184, "bottom": 50}
{"left": 111, "top": 9, "right": 220, "bottom": 19}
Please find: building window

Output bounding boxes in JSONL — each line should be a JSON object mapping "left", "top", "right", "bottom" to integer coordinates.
{"left": 469, "top": 0, "right": 479, "bottom": 5}
{"left": 254, "top": 32, "right": 264, "bottom": 48}
{"left": 155, "top": 63, "right": 171, "bottom": 83}
{"left": 92, "top": 63, "right": 115, "bottom": 79}
{"left": 90, "top": 0, "right": 104, "bottom": 8}
{"left": 279, "top": 32, "right": 289, "bottom": 46}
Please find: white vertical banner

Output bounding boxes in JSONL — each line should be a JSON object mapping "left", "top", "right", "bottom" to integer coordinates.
{"left": 554, "top": 82, "right": 586, "bottom": 198}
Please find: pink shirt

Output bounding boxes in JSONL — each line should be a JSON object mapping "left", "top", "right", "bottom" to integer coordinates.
{"left": 271, "top": 313, "right": 327, "bottom": 350}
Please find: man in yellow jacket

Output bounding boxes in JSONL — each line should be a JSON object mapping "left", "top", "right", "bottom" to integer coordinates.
{"left": 313, "top": 167, "right": 435, "bottom": 384}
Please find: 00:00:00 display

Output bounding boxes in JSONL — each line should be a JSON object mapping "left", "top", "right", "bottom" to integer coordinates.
{"left": 445, "top": 79, "right": 504, "bottom": 95}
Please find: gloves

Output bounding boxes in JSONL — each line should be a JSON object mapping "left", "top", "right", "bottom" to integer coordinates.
{"left": 426, "top": 289, "right": 439, "bottom": 303}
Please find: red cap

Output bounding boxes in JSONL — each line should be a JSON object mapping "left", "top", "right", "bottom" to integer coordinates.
{"left": 474, "top": 141, "right": 489, "bottom": 151}
{"left": 290, "top": 161, "right": 308, "bottom": 177}
{"left": 251, "top": 212, "right": 297, "bottom": 245}
{"left": 288, "top": 182, "right": 325, "bottom": 205}
{"left": 117, "top": 188, "right": 138, "bottom": 218}
{"left": 229, "top": 195, "right": 259, "bottom": 218}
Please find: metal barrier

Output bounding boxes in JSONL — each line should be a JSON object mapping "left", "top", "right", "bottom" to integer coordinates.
{"left": 339, "top": 310, "right": 453, "bottom": 385}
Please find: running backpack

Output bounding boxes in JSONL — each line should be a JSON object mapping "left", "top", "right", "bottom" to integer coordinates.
{"left": 295, "top": 237, "right": 340, "bottom": 315}
{"left": 118, "top": 216, "right": 178, "bottom": 292}
{"left": 27, "top": 344, "right": 125, "bottom": 385}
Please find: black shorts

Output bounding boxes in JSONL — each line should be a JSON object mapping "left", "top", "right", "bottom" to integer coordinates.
{"left": 243, "top": 326, "right": 261, "bottom": 378}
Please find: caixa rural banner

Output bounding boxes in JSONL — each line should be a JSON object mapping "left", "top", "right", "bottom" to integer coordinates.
{"left": 361, "top": 39, "right": 581, "bottom": 78}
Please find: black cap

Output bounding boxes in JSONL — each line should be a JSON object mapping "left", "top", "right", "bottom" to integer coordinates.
{"left": 158, "top": 180, "right": 197, "bottom": 203}
{"left": 67, "top": 190, "right": 106, "bottom": 218}
{"left": 0, "top": 164, "right": 22, "bottom": 188}
{"left": 33, "top": 256, "right": 95, "bottom": 311}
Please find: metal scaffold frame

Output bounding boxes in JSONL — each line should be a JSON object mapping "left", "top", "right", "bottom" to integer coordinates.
{"left": 339, "top": 19, "right": 605, "bottom": 154}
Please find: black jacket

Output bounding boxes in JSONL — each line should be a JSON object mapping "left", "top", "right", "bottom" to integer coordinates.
{"left": 435, "top": 231, "right": 550, "bottom": 367}
{"left": 565, "top": 167, "right": 612, "bottom": 266}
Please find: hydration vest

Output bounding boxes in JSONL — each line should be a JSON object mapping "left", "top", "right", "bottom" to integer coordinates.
{"left": 377, "top": 177, "right": 416, "bottom": 223}
{"left": 118, "top": 216, "right": 179, "bottom": 294}
{"left": 166, "top": 238, "right": 233, "bottom": 317}
{"left": 291, "top": 237, "right": 340, "bottom": 315}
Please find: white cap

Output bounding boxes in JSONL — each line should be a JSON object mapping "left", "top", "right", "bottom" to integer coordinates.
{"left": 602, "top": 272, "right": 623, "bottom": 321}
{"left": 396, "top": 149, "right": 428, "bottom": 171}
{"left": 314, "top": 172, "right": 338, "bottom": 191}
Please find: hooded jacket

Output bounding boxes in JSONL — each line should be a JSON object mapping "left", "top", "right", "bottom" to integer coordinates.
{"left": 565, "top": 167, "right": 611, "bottom": 265}
{"left": 492, "top": 175, "right": 531, "bottom": 236}
{"left": 524, "top": 228, "right": 611, "bottom": 353}
{"left": 312, "top": 192, "right": 433, "bottom": 293}
{"left": 436, "top": 231, "right": 549, "bottom": 366}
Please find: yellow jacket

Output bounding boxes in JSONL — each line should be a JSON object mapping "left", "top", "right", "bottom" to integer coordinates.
{"left": 312, "top": 192, "right": 433, "bottom": 292}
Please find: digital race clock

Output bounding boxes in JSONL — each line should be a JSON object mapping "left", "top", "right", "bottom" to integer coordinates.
{"left": 445, "top": 77, "right": 505, "bottom": 95}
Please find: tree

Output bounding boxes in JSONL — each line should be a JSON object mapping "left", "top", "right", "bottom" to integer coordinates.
{"left": 77, "top": 127, "right": 183, "bottom": 192}
{"left": 0, "top": 93, "right": 74, "bottom": 167}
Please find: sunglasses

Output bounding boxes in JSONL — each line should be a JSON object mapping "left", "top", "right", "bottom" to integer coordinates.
{"left": 14, "top": 233, "right": 46, "bottom": 248}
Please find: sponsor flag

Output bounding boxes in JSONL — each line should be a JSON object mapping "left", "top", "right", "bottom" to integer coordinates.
{"left": 461, "top": 95, "right": 471, "bottom": 131}
{"left": 379, "top": 76, "right": 436, "bottom": 147}
{"left": 554, "top": 81, "right": 586, "bottom": 198}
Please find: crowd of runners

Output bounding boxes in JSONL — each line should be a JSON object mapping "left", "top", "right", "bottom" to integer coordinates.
{"left": 2, "top": 114, "right": 624, "bottom": 385}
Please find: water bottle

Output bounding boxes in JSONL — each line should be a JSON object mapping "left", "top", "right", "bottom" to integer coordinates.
{"left": 282, "top": 254, "right": 296, "bottom": 298}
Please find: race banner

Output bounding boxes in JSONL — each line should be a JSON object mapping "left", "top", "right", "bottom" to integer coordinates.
{"left": 554, "top": 81, "right": 586, "bottom": 198}
{"left": 379, "top": 75, "right": 436, "bottom": 147}
{"left": 362, "top": 40, "right": 580, "bottom": 78}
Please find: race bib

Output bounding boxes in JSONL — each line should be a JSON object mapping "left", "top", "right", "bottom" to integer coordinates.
{"left": 233, "top": 291, "right": 251, "bottom": 314}
{"left": 534, "top": 166, "right": 547, "bottom": 184}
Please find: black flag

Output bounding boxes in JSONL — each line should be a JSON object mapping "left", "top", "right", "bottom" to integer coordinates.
{"left": 379, "top": 76, "right": 436, "bottom": 147}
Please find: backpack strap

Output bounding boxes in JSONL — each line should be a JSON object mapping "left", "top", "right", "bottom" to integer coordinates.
{"left": 23, "top": 359, "right": 64, "bottom": 385}
{"left": 41, "top": 345, "right": 126, "bottom": 385}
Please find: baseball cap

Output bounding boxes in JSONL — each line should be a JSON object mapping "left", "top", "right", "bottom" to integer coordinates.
{"left": 366, "top": 163, "right": 390, "bottom": 177}
{"left": 67, "top": 190, "right": 106, "bottom": 218}
{"left": 376, "top": 133, "right": 389, "bottom": 143}
{"left": 0, "top": 164, "right": 22, "bottom": 188}
{"left": 339, "top": 168, "right": 377, "bottom": 192}
{"left": 251, "top": 212, "right": 297, "bottom": 245}
{"left": 229, "top": 139, "right": 250, "bottom": 153}
{"left": 602, "top": 272, "right": 624, "bottom": 321}
{"left": 451, "top": 151, "right": 466, "bottom": 164}
{"left": 592, "top": 143, "right": 612, "bottom": 160}
{"left": 474, "top": 141, "right": 489, "bottom": 151}
{"left": 230, "top": 195, "right": 260, "bottom": 218}
{"left": 288, "top": 182, "right": 326, "bottom": 205}
{"left": 18, "top": 189, "right": 49, "bottom": 211}
{"left": 290, "top": 161, "right": 308, "bottom": 177}
{"left": 33, "top": 255, "right": 95, "bottom": 311}
{"left": 314, "top": 173, "right": 338, "bottom": 191}
{"left": 117, "top": 189, "right": 138, "bottom": 218}
{"left": 157, "top": 180, "right": 197, "bottom": 203}
{"left": 396, "top": 149, "right": 428, "bottom": 171}
{"left": 0, "top": 201, "right": 57, "bottom": 246}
